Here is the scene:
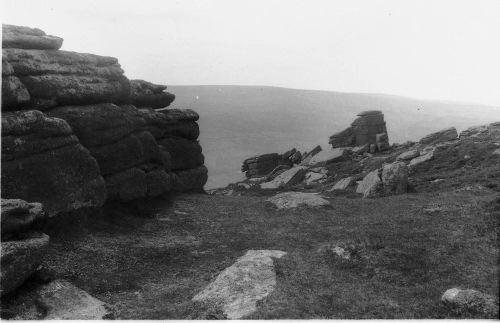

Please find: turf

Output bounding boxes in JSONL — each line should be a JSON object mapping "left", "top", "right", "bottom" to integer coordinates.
{"left": 26, "top": 185, "right": 499, "bottom": 319}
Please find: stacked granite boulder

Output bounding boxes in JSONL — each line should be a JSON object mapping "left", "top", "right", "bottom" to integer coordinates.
{"left": 1, "top": 24, "right": 207, "bottom": 213}
{"left": 1, "top": 199, "right": 49, "bottom": 296}
{"left": 329, "top": 110, "right": 389, "bottom": 152}
{"left": 242, "top": 148, "right": 303, "bottom": 178}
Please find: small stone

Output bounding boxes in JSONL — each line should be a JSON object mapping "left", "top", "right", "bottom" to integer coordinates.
{"left": 441, "top": 288, "right": 498, "bottom": 317}
{"left": 267, "top": 192, "right": 330, "bottom": 209}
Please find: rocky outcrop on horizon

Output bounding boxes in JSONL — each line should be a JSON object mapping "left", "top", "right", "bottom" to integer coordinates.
{"left": 329, "top": 110, "right": 389, "bottom": 152}
{"left": 1, "top": 24, "right": 207, "bottom": 215}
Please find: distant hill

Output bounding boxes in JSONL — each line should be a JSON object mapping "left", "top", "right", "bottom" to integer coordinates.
{"left": 168, "top": 85, "right": 500, "bottom": 189}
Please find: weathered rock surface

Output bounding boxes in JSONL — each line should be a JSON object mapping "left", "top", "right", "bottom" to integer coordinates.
{"left": 329, "top": 127, "right": 354, "bottom": 148}
{"left": 408, "top": 148, "right": 435, "bottom": 168}
{"left": 1, "top": 110, "right": 106, "bottom": 215}
{"left": 2, "top": 24, "right": 63, "bottom": 50}
{"left": 330, "top": 177, "right": 355, "bottom": 191}
{"left": 1, "top": 199, "right": 44, "bottom": 236}
{"left": 329, "top": 111, "right": 389, "bottom": 151}
{"left": 397, "top": 149, "right": 420, "bottom": 161}
{"left": 0, "top": 232, "right": 50, "bottom": 296}
{"left": 356, "top": 169, "right": 383, "bottom": 198}
{"left": 441, "top": 288, "right": 498, "bottom": 317}
{"left": 33, "top": 280, "right": 111, "bottom": 319}
{"left": 2, "top": 24, "right": 207, "bottom": 208}
{"left": 260, "top": 166, "right": 308, "bottom": 189}
{"left": 381, "top": 162, "right": 408, "bottom": 194}
{"left": 419, "top": 127, "right": 458, "bottom": 145}
{"left": 130, "top": 79, "right": 175, "bottom": 109}
{"left": 305, "top": 148, "right": 347, "bottom": 166}
{"left": 304, "top": 171, "right": 327, "bottom": 184}
{"left": 192, "top": 250, "right": 287, "bottom": 319}
{"left": 267, "top": 192, "right": 330, "bottom": 209}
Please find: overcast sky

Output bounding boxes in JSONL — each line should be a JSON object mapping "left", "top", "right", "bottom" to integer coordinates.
{"left": 3, "top": 0, "right": 500, "bottom": 105}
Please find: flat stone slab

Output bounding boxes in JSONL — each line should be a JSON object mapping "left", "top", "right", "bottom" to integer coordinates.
{"left": 260, "top": 166, "right": 307, "bottom": 189}
{"left": 35, "top": 280, "right": 111, "bottom": 319}
{"left": 192, "top": 250, "right": 287, "bottom": 319}
{"left": 303, "top": 148, "right": 346, "bottom": 167}
{"left": 267, "top": 192, "right": 330, "bottom": 209}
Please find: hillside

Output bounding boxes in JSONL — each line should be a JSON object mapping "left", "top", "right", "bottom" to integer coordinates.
{"left": 168, "top": 85, "right": 500, "bottom": 189}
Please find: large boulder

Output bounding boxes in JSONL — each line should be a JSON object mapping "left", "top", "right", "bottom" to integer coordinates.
{"left": 260, "top": 166, "right": 308, "bottom": 189}
{"left": 381, "top": 162, "right": 408, "bottom": 194}
{"left": 329, "top": 111, "right": 389, "bottom": 150}
{"left": 329, "top": 127, "right": 354, "bottom": 148}
{"left": 351, "top": 111, "right": 388, "bottom": 146}
{"left": 0, "top": 232, "right": 50, "bottom": 296}
{"left": 419, "top": 127, "right": 458, "bottom": 145}
{"left": 2, "top": 48, "right": 130, "bottom": 111}
{"left": 242, "top": 153, "right": 280, "bottom": 178}
{"left": 1, "top": 199, "right": 44, "bottom": 237}
{"left": 2, "top": 24, "right": 63, "bottom": 50}
{"left": 1, "top": 110, "right": 106, "bottom": 216}
{"left": 356, "top": 169, "right": 383, "bottom": 198}
{"left": 193, "top": 250, "right": 286, "bottom": 319}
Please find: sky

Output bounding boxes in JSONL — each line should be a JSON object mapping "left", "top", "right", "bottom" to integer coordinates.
{"left": 2, "top": 0, "right": 500, "bottom": 106}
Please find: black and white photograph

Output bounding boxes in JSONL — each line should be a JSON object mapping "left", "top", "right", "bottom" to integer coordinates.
{"left": 1, "top": 0, "right": 499, "bottom": 319}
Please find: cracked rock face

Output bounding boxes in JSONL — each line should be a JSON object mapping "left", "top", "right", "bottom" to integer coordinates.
{"left": 193, "top": 250, "right": 287, "bottom": 319}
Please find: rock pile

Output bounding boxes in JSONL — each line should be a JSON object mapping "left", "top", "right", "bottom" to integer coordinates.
{"left": 1, "top": 24, "right": 207, "bottom": 214}
{"left": 329, "top": 110, "right": 389, "bottom": 152}
{"left": 241, "top": 148, "right": 303, "bottom": 178}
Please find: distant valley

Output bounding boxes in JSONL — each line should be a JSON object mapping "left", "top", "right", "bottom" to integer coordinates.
{"left": 169, "top": 85, "right": 500, "bottom": 188}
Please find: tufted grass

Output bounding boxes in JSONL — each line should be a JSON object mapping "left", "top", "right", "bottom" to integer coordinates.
{"left": 20, "top": 183, "right": 497, "bottom": 319}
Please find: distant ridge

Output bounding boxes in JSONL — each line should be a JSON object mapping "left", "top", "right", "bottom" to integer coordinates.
{"left": 168, "top": 85, "right": 500, "bottom": 188}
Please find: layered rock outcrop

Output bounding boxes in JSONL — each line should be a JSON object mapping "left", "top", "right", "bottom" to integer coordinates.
{"left": 2, "top": 25, "right": 207, "bottom": 212}
{"left": 329, "top": 110, "right": 389, "bottom": 152}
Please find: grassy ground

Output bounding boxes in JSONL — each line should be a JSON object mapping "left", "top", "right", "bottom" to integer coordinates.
{"left": 24, "top": 183, "right": 499, "bottom": 319}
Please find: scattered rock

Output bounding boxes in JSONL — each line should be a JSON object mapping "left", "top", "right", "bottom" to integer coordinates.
{"left": 1, "top": 232, "right": 50, "bottom": 296}
{"left": 33, "top": 280, "right": 112, "bottom": 319}
{"left": 300, "top": 145, "right": 322, "bottom": 164}
{"left": 192, "top": 250, "right": 287, "bottom": 319}
{"left": 356, "top": 169, "right": 383, "bottom": 198}
{"left": 441, "top": 288, "right": 498, "bottom": 317}
{"left": 330, "top": 177, "right": 355, "bottom": 191}
{"left": 303, "top": 148, "right": 347, "bottom": 167}
{"left": 381, "top": 162, "right": 408, "bottom": 195}
{"left": 397, "top": 149, "right": 420, "bottom": 161}
{"left": 266, "top": 192, "right": 330, "bottom": 209}
{"left": 408, "top": 148, "right": 435, "bottom": 168}
{"left": 304, "top": 171, "right": 327, "bottom": 185}
{"left": 419, "top": 127, "right": 458, "bottom": 145}
{"left": 260, "top": 166, "right": 308, "bottom": 189}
